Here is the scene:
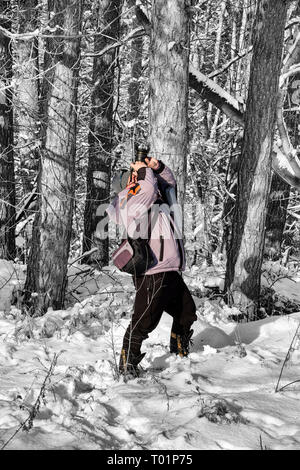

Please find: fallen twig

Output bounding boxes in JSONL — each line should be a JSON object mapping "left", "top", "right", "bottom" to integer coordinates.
{"left": 0, "top": 352, "right": 62, "bottom": 450}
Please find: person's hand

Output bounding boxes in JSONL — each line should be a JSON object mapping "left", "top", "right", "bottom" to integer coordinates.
{"left": 126, "top": 172, "right": 137, "bottom": 188}
{"left": 145, "top": 157, "right": 160, "bottom": 170}
{"left": 130, "top": 161, "right": 147, "bottom": 173}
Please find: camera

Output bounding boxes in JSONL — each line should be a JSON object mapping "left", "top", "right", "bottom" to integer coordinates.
{"left": 134, "top": 144, "right": 149, "bottom": 163}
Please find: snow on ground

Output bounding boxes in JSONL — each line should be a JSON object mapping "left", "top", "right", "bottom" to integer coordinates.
{"left": 0, "top": 261, "right": 300, "bottom": 450}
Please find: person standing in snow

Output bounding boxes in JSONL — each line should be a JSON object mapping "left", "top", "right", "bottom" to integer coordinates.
{"left": 106, "top": 147, "right": 197, "bottom": 377}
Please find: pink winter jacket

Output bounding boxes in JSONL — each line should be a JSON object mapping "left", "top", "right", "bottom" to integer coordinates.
{"left": 106, "top": 163, "right": 185, "bottom": 275}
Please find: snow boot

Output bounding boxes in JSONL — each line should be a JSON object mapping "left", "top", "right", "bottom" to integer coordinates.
{"left": 170, "top": 329, "right": 194, "bottom": 357}
{"left": 119, "top": 349, "right": 146, "bottom": 378}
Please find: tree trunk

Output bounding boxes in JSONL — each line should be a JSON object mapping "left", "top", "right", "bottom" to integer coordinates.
{"left": 207, "top": 0, "right": 227, "bottom": 137}
{"left": 225, "top": 0, "right": 288, "bottom": 319}
{"left": 15, "top": 0, "right": 40, "bottom": 195}
{"left": 0, "top": 1, "right": 16, "bottom": 260}
{"left": 127, "top": 0, "right": 143, "bottom": 126}
{"left": 23, "top": 0, "right": 82, "bottom": 314}
{"left": 149, "top": 0, "right": 190, "bottom": 210}
{"left": 236, "top": 0, "right": 253, "bottom": 98}
{"left": 82, "top": 0, "right": 120, "bottom": 266}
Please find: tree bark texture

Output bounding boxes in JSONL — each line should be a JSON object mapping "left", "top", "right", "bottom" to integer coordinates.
{"left": 15, "top": 0, "right": 40, "bottom": 194}
{"left": 235, "top": 0, "right": 251, "bottom": 98}
{"left": 24, "top": 0, "right": 82, "bottom": 314}
{"left": 82, "top": 0, "right": 120, "bottom": 266}
{"left": 208, "top": 0, "right": 227, "bottom": 137}
{"left": 127, "top": 0, "right": 143, "bottom": 124}
{"left": 225, "top": 0, "right": 288, "bottom": 318}
{"left": 0, "top": 0, "right": 16, "bottom": 260}
{"left": 149, "top": 0, "right": 190, "bottom": 208}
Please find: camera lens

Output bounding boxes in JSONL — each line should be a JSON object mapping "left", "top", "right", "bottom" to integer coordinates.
{"left": 136, "top": 148, "right": 148, "bottom": 162}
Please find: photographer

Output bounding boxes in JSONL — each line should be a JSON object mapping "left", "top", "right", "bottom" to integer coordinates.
{"left": 106, "top": 148, "right": 197, "bottom": 377}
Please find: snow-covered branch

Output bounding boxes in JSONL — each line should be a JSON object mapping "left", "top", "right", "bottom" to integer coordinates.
{"left": 189, "top": 66, "right": 245, "bottom": 126}
{"left": 189, "top": 64, "right": 300, "bottom": 190}
{"left": 280, "top": 64, "right": 300, "bottom": 84}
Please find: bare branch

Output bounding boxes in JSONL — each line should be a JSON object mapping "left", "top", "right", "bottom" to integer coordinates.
{"left": 0, "top": 353, "right": 61, "bottom": 450}
{"left": 68, "top": 248, "right": 99, "bottom": 267}
{"left": 208, "top": 46, "right": 253, "bottom": 80}
{"left": 0, "top": 5, "right": 136, "bottom": 41}
{"left": 83, "top": 26, "right": 145, "bottom": 58}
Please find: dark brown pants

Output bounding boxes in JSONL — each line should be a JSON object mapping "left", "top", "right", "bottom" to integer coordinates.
{"left": 121, "top": 271, "right": 197, "bottom": 358}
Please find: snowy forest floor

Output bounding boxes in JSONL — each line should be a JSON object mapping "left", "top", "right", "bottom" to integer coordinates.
{"left": 0, "top": 259, "right": 300, "bottom": 450}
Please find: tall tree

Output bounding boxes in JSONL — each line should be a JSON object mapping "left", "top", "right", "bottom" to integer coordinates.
{"left": 127, "top": 0, "right": 143, "bottom": 128}
{"left": 0, "top": 0, "right": 16, "bottom": 260}
{"left": 82, "top": 0, "right": 120, "bottom": 266}
{"left": 207, "top": 0, "right": 226, "bottom": 138}
{"left": 15, "top": 0, "right": 40, "bottom": 195}
{"left": 149, "top": 0, "right": 190, "bottom": 209}
{"left": 225, "top": 0, "right": 289, "bottom": 318}
{"left": 23, "top": 0, "right": 83, "bottom": 314}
